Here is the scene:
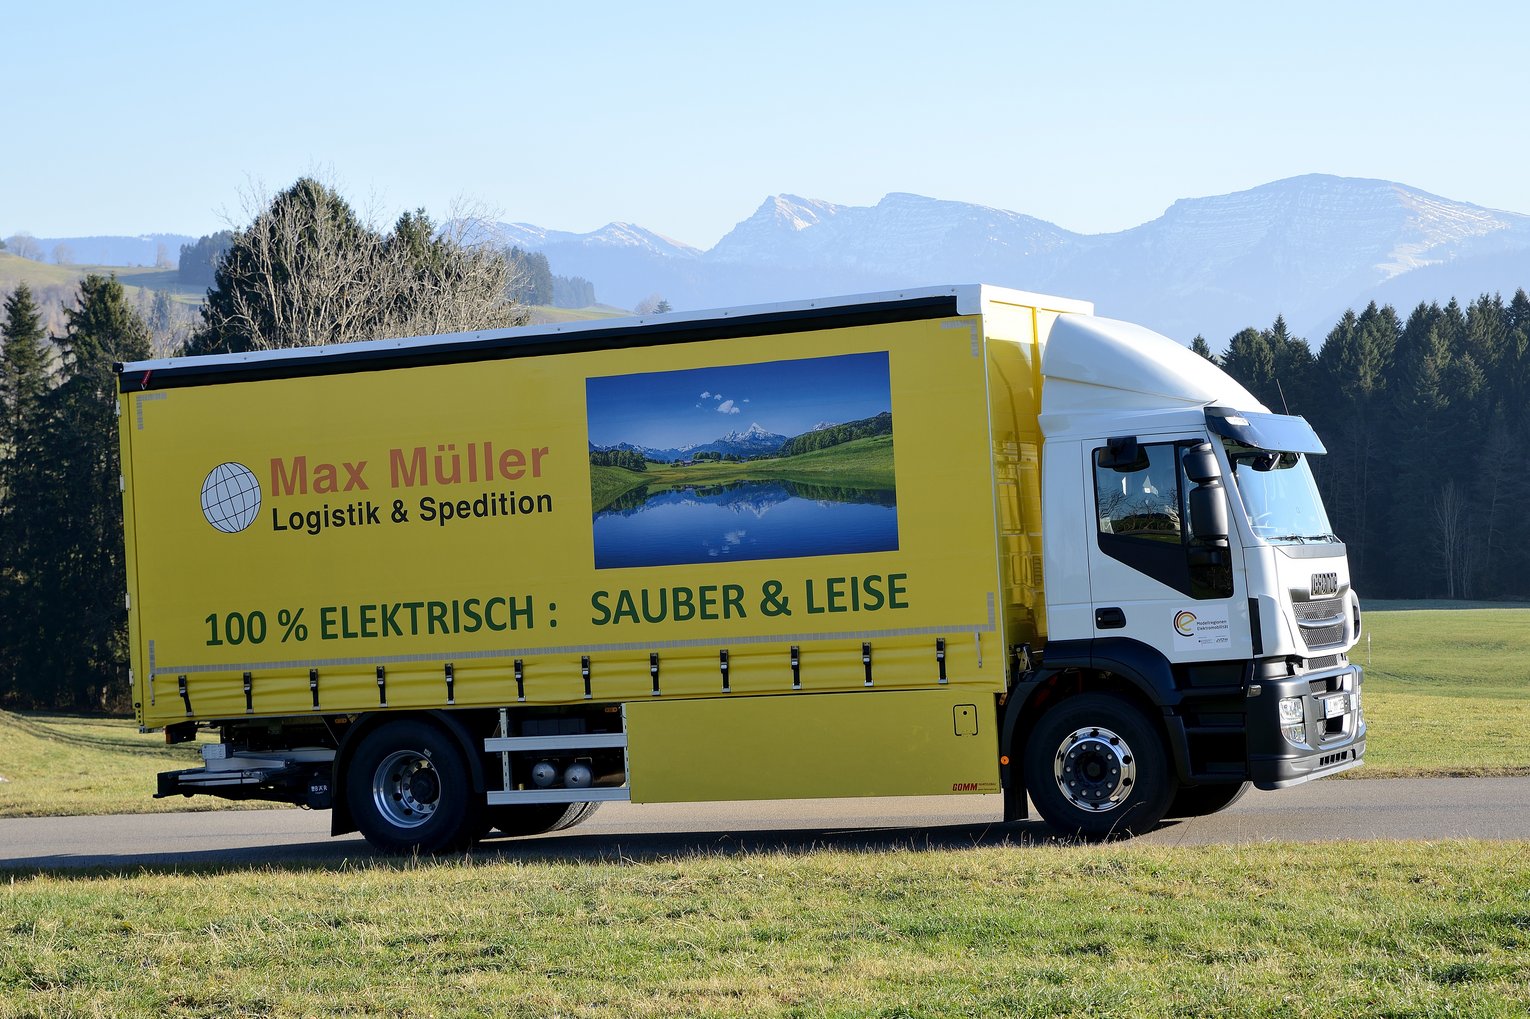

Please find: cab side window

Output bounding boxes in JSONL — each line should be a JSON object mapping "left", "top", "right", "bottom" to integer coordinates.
{"left": 1095, "top": 444, "right": 1182, "bottom": 541}
{"left": 1094, "top": 441, "right": 1229, "bottom": 600}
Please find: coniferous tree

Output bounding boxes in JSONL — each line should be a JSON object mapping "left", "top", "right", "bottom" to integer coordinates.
{"left": 36, "top": 275, "right": 150, "bottom": 709}
{"left": 0, "top": 284, "right": 56, "bottom": 704}
{"left": 1306, "top": 305, "right": 1397, "bottom": 591}
{"left": 1189, "top": 335, "right": 1216, "bottom": 362}
{"left": 1221, "top": 327, "right": 1276, "bottom": 405}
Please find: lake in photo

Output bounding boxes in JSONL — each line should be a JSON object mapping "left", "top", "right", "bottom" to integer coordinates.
{"left": 592, "top": 479, "right": 898, "bottom": 568}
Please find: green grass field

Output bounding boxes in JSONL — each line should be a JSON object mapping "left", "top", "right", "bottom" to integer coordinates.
{"left": 3, "top": 610, "right": 1527, "bottom": 1017}
{"left": 0, "top": 711, "right": 275, "bottom": 818}
{"left": 525, "top": 303, "right": 631, "bottom": 323}
{"left": 1, "top": 841, "right": 1526, "bottom": 1017}
{"left": 1354, "top": 604, "right": 1530, "bottom": 777}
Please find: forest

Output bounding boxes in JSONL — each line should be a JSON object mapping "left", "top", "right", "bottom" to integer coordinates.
{"left": 1205, "top": 293, "right": 1530, "bottom": 601}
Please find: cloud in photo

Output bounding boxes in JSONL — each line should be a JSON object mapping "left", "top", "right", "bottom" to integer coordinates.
{"left": 717, "top": 399, "right": 740, "bottom": 414}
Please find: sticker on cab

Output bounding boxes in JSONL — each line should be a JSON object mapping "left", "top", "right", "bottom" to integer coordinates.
{"left": 1173, "top": 608, "right": 1231, "bottom": 651}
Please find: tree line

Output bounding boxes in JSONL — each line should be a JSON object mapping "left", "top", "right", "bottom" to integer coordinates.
{"left": 778, "top": 411, "right": 893, "bottom": 458}
{"left": 1203, "top": 292, "right": 1530, "bottom": 600}
{"left": 589, "top": 448, "right": 648, "bottom": 471}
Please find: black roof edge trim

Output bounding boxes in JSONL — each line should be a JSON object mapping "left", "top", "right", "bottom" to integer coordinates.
{"left": 117, "top": 294, "right": 964, "bottom": 393}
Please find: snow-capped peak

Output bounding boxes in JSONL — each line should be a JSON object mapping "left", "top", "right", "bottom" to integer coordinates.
{"left": 722, "top": 423, "right": 773, "bottom": 441}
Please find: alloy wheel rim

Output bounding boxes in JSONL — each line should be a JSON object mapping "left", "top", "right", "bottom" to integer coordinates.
{"left": 372, "top": 750, "right": 440, "bottom": 828}
{"left": 1053, "top": 725, "right": 1136, "bottom": 813}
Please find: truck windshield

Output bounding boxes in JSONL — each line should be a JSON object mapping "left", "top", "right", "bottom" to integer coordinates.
{"left": 1222, "top": 441, "right": 1338, "bottom": 545}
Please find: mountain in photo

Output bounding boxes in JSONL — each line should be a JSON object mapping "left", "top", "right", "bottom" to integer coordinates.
{"left": 592, "top": 422, "right": 789, "bottom": 462}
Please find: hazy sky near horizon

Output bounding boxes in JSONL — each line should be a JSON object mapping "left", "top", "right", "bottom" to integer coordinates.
{"left": 7, "top": 1, "right": 1530, "bottom": 247}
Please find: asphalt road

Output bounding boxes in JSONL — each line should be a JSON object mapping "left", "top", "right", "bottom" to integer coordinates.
{"left": 2, "top": 776, "right": 1527, "bottom": 871}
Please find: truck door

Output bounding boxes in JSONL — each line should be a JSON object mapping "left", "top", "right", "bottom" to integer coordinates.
{"left": 1085, "top": 435, "right": 1250, "bottom": 662}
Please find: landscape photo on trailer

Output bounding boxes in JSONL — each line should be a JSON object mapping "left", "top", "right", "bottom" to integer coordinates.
{"left": 586, "top": 351, "right": 898, "bottom": 568}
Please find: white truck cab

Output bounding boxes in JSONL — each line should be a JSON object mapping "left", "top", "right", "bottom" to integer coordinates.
{"left": 1001, "top": 313, "right": 1363, "bottom": 830}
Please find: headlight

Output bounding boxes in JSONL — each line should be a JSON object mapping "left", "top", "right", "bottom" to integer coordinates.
{"left": 1279, "top": 696, "right": 1307, "bottom": 746}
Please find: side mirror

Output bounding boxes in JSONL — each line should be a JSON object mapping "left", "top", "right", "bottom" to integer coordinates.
{"left": 1188, "top": 485, "right": 1230, "bottom": 547}
{"left": 1183, "top": 443, "right": 1229, "bottom": 546}
{"left": 1098, "top": 436, "right": 1149, "bottom": 472}
{"left": 1181, "top": 442, "right": 1222, "bottom": 484}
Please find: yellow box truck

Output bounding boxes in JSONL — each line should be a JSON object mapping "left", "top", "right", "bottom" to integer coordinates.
{"left": 118, "top": 285, "right": 1365, "bottom": 851}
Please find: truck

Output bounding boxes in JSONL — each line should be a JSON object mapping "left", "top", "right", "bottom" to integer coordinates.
{"left": 117, "top": 284, "right": 1365, "bottom": 852}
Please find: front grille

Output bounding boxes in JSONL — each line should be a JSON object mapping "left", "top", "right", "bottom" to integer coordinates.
{"left": 1301, "top": 623, "right": 1345, "bottom": 649}
{"left": 1294, "top": 597, "right": 1344, "bottom": 622}
{"left": 1294, "top": 596, "right": 1347, "bottom": 650}
{"left": 1319, "top": 749, "right": 1355, "bottom": 768}
{"left": 1306, "top": 655, "right": 1339, "bottom": 670}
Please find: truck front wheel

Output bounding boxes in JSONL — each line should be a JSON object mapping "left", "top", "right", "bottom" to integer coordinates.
{"left": 347, "top": 720, "right": 482, "bottom": 854}
{"left": 1023, "top": 693, "right": 1177, "bottom": 839}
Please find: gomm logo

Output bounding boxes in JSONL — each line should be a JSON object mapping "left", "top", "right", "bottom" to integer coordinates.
{"left": 951, "top": 782, "right": 982, "bottom": 791}
{"left": 201, "top": 462, "right": 262, "bottom": 533}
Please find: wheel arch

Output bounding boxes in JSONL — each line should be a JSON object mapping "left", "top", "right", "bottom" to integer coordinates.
{"left": 1000, "top": 638, "right": 1191, "bottom": 821}
{"left": 330, "top": 709, "right": 489, "bottom": 837}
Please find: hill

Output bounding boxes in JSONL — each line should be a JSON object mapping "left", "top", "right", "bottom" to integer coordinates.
{"left": 0, "top": 253, "right": 204, "bottom": 335}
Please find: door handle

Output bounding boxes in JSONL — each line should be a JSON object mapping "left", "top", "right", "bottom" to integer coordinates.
{"left": 1095, "top": 607, "right": 1126, "bottom": 629}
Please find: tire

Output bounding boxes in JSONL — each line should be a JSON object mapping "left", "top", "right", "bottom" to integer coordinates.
{"left": 346, "top": 719, "right": 482, "bottom": 854}
{"left": 488, "top": 801, "right": 601, "bottom": 837}
{"left": 1023, "top": 693, "right": 1178, "bottom": 839}
{"left": 1166, "top": 780, "right": 1251, "bottom": 819}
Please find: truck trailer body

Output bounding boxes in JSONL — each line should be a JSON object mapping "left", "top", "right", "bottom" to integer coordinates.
{"left": 117, "top": 285, "right": 1364, "bottom": 850}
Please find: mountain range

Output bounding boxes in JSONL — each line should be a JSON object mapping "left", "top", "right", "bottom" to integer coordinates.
{"left": 591, "top": 422, "right": 790, "bottom": 463}
{"left": 19, "top": 175, "right": 1530, "bottom": 347}
{"left": 591, "top": 411, "right": 897, "bottom": 463}
{"left": 489, "top": 175, "right": 1530, "bottom": 344}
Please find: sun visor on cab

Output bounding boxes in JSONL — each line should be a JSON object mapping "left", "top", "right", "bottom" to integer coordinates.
{"left": 1205, "top": 406, "right": 1326, "bottom": 455}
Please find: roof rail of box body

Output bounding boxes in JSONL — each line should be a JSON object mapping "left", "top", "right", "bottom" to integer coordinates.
{"left": 115, "top": 284, "right": 1094, "bottom": 392}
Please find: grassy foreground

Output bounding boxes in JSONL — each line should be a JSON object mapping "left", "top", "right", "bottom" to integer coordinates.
{"left": 1, "top": 841, "right": 1526, "bottom": 1018}
{"left": 0, "top": 711, "right": 274, "bottom": 818}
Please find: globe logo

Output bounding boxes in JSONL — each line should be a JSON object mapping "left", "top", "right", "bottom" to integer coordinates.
{"left": 201, "top": 462, "right": 262, "bottom": 533}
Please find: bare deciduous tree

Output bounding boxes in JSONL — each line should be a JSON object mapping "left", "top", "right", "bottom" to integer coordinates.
{"left": 190, "top": 177, "right": 527, "bottom": 354}
{"left": 1431, "top": 479, "right": 1473, "bottom": 599}
{"left": 4, "top": 233, "right": 43, "bottom": 261}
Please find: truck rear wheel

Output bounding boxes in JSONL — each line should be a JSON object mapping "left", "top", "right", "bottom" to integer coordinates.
{"left": 1166, "top": 780, "right": 1250, "bottom": 819}
{"left": 347, "top": 720, "right": 482, "bottom": 854}
{"left": 488, "top": 801, "right": 601, "bottom": 837}
{"left": 1023, "top": 693, "right": 1177, "bottom": 839}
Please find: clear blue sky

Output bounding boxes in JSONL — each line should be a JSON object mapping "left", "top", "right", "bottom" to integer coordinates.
{"left": 6, "top": 1, "right": 1530, "bottom": 247}
{"left": 587, "top": 352, "right": 890, "bottom": 448}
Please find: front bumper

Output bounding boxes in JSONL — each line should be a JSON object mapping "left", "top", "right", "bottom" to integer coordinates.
{"left": 1248, "top": 665, "right": 1366, "bottom": 788}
